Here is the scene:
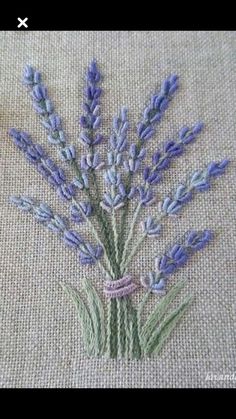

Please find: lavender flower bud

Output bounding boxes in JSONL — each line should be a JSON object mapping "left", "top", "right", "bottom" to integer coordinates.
{"left": 141, "top": 272, "right": 166, "bottom": 295}
{"left": 104, "top": 169, "right": 121, "bottom": 186}
{"left": 23, "top": 65, "right": 41, "bottom": 86}
{"left": 59, "top": 145, "right": 76, "bottom": 161}
{"left": 79, "top": 244, "right": 103, "bottom": 265}
{"left": 143, "top": 167, "right": 162, "bottom": 185}
{"left": 57, "top": 183, "right": 76, "bottom": 201}
{"left": 34, "top": 203, "right": 53, "bottom": 222}
{"left": 31, "top": 84, "right": 48, "bottom": 101}
{"left": 81, "top": 153, "right": 104, "bottom": 171}
{"left": 100, "top": 193, "right": 124, "bottom": 212}
{"left": 9, "top": 195, "right": 35, "bottom": 211}
{"left": 185, "top": 229, "right": 213, "bottom": 250}
{"left": 137, "top": 186, "right": 155, "bottom": 206}
{"left": 141, "top": 216, "right": 161, "bottom": 236}
{"left": 73, "top": 172, "right": 89, "bottom": 190}
{"left": 47, "top": 215, "right": 67, "bottom": 233}
{"left": 63, "top": 230, "right": 84, "bottom": 248}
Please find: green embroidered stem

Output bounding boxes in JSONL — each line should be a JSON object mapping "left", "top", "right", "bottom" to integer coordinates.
{"left": 118, "top": 138, "right": 144, "bottom": 263}
{"left": 90, "top": 169, "right": 117, "bottom": 265}
{"left": 111, "top": 210, "right": 119, "bottom": 266}
{"left": 116, "top": 298, "right": 126, "bottom": 357}
{"left": 137, "top": 291, "right": 151, "bottom": 341}
{"left": 123, "top": 297, "right": 131, "bottom": 358}
{"left": 70, "top": 159, "right": 115, "bottom": 274}
{"left": 71, "top": 197, "right": 114, "bottom": 279}
{"left": 130, "top": 305, "right": 142, "bottom": 359}
{"left": 106, "top": 298, "right": 117, "bottom": 358}
{"left": 120, "top": 202, "right": 142, "bottom": 271}
{"left": 122, "top": 212, "right": 166, "bottom": 274}
{"left": 121, "top": 232, "right": 147, "bottom": 274}
{"left": 117, "top": 173, "right": 132, "bottom": 263}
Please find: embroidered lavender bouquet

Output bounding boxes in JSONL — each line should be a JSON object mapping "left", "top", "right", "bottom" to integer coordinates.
{"left": 9, "top": 61, "right": 229, "bottom": 359}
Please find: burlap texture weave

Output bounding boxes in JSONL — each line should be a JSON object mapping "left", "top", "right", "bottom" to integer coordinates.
{"left": 0, "top": 31, "right": 235, "bottom": 388}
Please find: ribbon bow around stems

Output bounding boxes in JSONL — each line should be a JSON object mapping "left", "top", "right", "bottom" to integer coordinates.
{"left": 104, "top": 275, "right": 138, "bottom": 298}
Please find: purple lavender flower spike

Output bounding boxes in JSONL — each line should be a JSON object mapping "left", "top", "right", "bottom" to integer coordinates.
{"left": 142, "top": 229, "right": 213, "bottom": 294}
{"left": 79, "top": 60, "right": 103, "bottom": 148}
{"left": 10, "top": 196, "right": 104, "bottom": 267}
{"left": 22, "top": 65, "right": 77, "bottom": 157}
{"left": 9, "top": 129, "right": 76, "bottom": 203}
{"left": 137, "top": 74, "right": 179, "bottom": 142}
{"left": 108, "top": 107, "right": 129, "bottom": 168}
{"left": 143, "top": 122, "right": 204, "bottom": 190}
{"left": 161, "top": 160, "right": 229, "bottom": 216}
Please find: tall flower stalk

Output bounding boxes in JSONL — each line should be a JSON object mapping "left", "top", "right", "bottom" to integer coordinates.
{"left": 9, "top": 61, "right": 230, "bottom": 359}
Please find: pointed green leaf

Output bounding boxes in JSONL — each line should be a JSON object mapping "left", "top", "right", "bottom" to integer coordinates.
{"left": 140, "top": 280, "right": 187, "bottom": 346}
{"left": 60, "top": 283, "right": 94, "bottom": 355}
{"left": 82, "top": 278, "right": 106, "bottom": 356}
{"left": 145, "top": 295, "right": 193, "bottom": 355}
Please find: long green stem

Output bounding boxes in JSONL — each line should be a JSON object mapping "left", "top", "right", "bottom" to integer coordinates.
{"left": 121, "top": 232, "right": 147, "bottom": 274}
{"left": 111, "top": 210, "right": 119, "bottom": 266}
{"left": 120, "top": 202, "right": 142, "bottom": 270}
{"left": 122, "top": 211, "right": 165, "bottom": 274}
{"left": 71, "top": 197, "right": 115, "bottom": 278}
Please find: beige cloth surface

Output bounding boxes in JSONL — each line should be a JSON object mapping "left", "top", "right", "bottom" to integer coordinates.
{"left": 0, "top": 31, "right": 235, "bottom": 388}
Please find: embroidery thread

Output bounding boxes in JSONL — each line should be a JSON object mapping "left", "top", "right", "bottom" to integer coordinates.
{"left": 9, "top": 61, "right": 229, "bottom": 359}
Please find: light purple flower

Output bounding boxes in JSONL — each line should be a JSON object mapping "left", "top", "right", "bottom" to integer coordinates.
{"left": 80, "top": 153, "right": 104, "bottom": 171}
{"left": 140, "top": 216, "right": 161, "bottom": 236}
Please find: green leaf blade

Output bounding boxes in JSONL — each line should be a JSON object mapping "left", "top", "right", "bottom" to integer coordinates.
{"left": 140, "top": 280, "right": 187, "bottom": 346}
{"left": 60, "top": 283, "right": 94, "bottom": 355}
{"left": 145, "top": 295, "right": 193, "bottom": 356}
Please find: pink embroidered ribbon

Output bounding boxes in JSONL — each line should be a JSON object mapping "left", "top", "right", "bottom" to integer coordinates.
{"left": 104, "top": 275, "right": 138, "bottom": 298}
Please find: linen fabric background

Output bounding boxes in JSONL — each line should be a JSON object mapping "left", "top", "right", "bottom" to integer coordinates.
{"left": 0, "top": 31, "right": 235, "bottom": 388}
